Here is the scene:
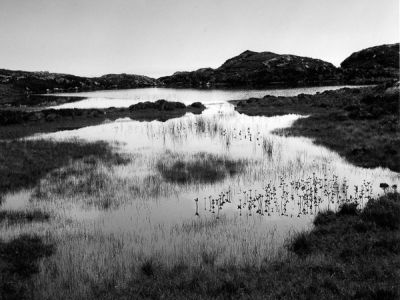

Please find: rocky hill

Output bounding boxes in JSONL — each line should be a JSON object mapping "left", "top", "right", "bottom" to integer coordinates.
{"left": 0, "top": 69, "right": 158, "bottom": 104}
{"left": 1, "top": 43, "right": 398, "bottom": 105}
{"left": 340, "top": 43, "right": 399, "bottom": 83}
{"left": 159, "top": 50, "right": 341, "bottom": 88}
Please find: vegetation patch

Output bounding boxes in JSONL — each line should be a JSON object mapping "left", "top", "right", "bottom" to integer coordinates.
{"left": 157, "top": 152, "right": 247, "bottom": 184}
{"left": 0, "top": 235, "right": 54, "bottom": 300}
{"left": 0, "top": 139, "right": 128, "bottom": 195}
{"left": 32, "top": 158, "right": 127, "bottom": 210}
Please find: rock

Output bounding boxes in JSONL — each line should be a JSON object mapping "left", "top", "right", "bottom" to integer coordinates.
{"left": 129, "top": 100, "right": 187, "bottom": 111}
{"left": 190, "top": 102, "right": 205, "bottom": 109}
{"left": 384, "top": 81, "right": 400, "bottom": 98}
{"left": 341, "top": 43, "right": 399, "bottom": 83}
{"left": 45, "top": 113, "right": 58, "bottom": 122}
{"left": 28, "top": 112, "right": 44, "bottom": 121}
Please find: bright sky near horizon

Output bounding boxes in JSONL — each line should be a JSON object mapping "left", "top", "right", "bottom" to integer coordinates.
{"left": 0, "top": 0, "right": 398, "bottom": 78}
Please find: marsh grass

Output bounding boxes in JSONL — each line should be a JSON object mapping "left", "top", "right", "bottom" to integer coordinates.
{"left": 33, "top": 159, "right": 127, "bottom": 210}
{"left": 16, "top": 207, "right": 284, "bottom": 299}
{"left": 0, "top": 234, "right": 54, "bottom": 300}
{"left": 157, "top": 152, "right": 247, "bottom": 184}
{"left": 0, "top": 209, "right": 50, "bottom": 224}
{"left": 32, "top": 156, "right": 178, "bottom": 210}
{"left": 104, "top": 193, "right": 400, "bottom": 299}
{"left": 262, "top": 137, "right": 275, "bottom": 156}
{"left": 361, "top": 193, "right": 400, "bottom": 229}
{"left": 0, "top": 139, "right": 129, "bottom": 195}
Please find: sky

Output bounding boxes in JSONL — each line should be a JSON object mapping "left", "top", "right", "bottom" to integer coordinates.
{"left": 0, "top": 0, "right": 398, "bottom": 78}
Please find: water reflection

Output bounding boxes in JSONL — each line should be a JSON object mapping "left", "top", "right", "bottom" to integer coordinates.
{"left": 24, "top": 86, "right": 399, "bottom": 265}
{"left": 50, "top": 85, "right": 365, "bottom": 109}
{"left": 36, "top": 101, "right": 399, "bottom": 227}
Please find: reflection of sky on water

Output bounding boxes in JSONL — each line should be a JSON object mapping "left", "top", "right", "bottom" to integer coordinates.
{"left": 33, "top": 86, "right": 400, "bottom": 239}
{"left": 50, "top": 85, "right": 365, "bottom": 109}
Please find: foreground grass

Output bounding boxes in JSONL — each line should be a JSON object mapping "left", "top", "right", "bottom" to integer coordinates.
{"left": 234, "top": 83, "right": 400, "bottom": 172}
{"left": 0, "top": 235, "right": 54, "bottom": 300}
{"left": 95, "top": 193, "right": 398, "bottom": 299}
{"left": 0, "top": 139, "right": 128, "bottom": 195}
{"left": 0, "top": 138, "right": 129, "bottom": 299}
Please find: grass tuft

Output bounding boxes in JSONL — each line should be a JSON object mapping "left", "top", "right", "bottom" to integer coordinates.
{"left": 157, "top": 152, "right": 247, "bottom": 184}
{"left": 313, "top": 210, "right": 336, "bottom": 226}
{"left": 289, "top": 232, "right": 313, "bottom": 256}
{"left": 361, "top": 193, "right": 400, "bottom": 229}
{"left": 337, "top": 202, "right": 359, "bottom": 216}
{"left": 141, "top": 259, "right": 156, "bottom": 277}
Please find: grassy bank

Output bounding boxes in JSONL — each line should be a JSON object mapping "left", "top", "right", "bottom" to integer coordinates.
{"left": 0, "top": 139, "right": 128, "bottom": 195}
{"left": 233, "top": 83, "right": 400, "bottom": 172}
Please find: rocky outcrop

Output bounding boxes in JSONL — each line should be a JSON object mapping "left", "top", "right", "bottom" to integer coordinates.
{"left": 129, "top": 99, "right": 205, "bottom": 111}
{"left": 340, "top": 43, "right": 399, "bottom": 83}
{"left": 159, "top": 50, "right": 340, "bottom": 88}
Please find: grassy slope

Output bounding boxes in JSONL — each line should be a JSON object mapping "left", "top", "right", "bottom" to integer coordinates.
{"left": 234, "top": 83, "right": 400, "bottom": 172}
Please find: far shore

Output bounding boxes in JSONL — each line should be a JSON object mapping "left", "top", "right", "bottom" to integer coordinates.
{"left": 0, "top": 100, "right": 205, "bottom": 139}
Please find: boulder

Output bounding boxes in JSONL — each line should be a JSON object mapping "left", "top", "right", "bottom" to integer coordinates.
{"left": 45, "top": 113, "right": 58, "bottom": 122}
{"left": 190, "top": 102, "right": 205, "bottom": 109}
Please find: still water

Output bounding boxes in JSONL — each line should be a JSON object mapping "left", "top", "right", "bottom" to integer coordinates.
{"left": 22, "top": 86, "right": 399, "bottom": 265}
{"left": 51, "top": 85, "right": 361, "bottom": 108}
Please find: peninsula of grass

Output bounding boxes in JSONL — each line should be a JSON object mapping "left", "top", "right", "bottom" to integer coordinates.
{"left": 233, "top": 82, "right": 400, "bottom": 172}
{"left": 0, "top": 139, "right": 128, "bottom": 195}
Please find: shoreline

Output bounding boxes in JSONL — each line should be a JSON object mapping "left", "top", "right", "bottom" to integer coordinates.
{"left": 0, "top": 100, "right": 205, "bottom": 139}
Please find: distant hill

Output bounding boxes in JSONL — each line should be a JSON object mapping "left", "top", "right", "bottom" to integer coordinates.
{"left": 340, "top": 43, "right": 399, "bottom": 84}
{"left": 159, "top": 50, "right": 340, "bottom": 88}
{"left": 0, "top": 69, "right": 158, "bottom": 104}
{"left": 1, "top": 43, "right": 398, "bottom": 105}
